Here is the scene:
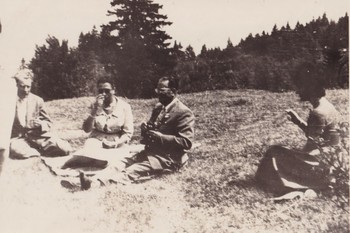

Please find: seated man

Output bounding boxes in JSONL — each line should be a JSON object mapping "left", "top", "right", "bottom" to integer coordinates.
{"left": 123, "top": 75, "right": 195, "bottom": 181}
{"left": 10, "top": 68, "right": 72, "bottom": 159}
{"left": 62, "top": 76, "right": 195, "bottom": 190}
{"left": 61, "top": 77, "right": 134, "bottom": 170}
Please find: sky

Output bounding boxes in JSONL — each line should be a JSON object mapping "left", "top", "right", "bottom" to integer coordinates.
{"left": 0, "top": 0, "right": 348, "bottom": 78}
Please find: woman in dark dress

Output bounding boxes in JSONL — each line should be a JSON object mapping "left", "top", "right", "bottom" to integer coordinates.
{"left": 256, "top": 77, "right": 341, "bottom": 197}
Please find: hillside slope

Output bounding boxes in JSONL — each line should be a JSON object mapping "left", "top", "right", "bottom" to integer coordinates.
{"left": 0, "top": 89, "right": 348, "bottom": 233}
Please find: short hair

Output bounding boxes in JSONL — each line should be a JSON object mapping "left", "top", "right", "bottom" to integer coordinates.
{"left": 97, "top": 77, "right": 114, "bottom": 88}
{"left": 13, "top": 68, "right": 33, "bottom": 84}
{"left": 310, "top": 84, "right": 326, "bottom": 98}
{"left": 159, "top": 76, "right": 179, "bottom": 91}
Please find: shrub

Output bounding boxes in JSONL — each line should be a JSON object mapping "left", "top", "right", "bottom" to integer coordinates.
{"left": 317, "top": 122, "right": 349, "bottom": 209}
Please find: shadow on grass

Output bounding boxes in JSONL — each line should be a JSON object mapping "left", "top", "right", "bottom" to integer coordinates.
{"left": 226, "top": 176, "right": 258, "bottom": 189}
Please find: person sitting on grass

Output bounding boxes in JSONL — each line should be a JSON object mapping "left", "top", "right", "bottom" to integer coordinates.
{"left": 60, "top": 77, "right": 134, "bottom": 171}
{"left": 62, "top": 76, "right": 195, "bottom": 190}
{"left": 10, "top": 68, "right": 72, "bottom": 159}
{"left": 256, "top": 64, "right": 342, "bottom": 200}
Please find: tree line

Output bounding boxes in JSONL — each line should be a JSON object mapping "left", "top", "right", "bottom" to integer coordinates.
{"left": 28, "top": 0, "right": 349, "bottom": 100}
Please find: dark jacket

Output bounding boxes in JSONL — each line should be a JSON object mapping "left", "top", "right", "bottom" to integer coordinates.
{"left": 143, "top": 98, "right": 195, "bottom": 168}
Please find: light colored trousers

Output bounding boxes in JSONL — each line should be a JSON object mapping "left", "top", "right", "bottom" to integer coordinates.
{"left": 10, "top": 135, "right": 72, "bottom": 159}
{"left": 75, "top": 138, "right": 134, "bottom": 171}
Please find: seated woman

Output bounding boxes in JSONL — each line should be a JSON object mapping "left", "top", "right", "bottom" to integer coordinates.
{"left": 256, "top": 70, "right": 341, "bottom": 198}
{"left": 62, "top": 77, "right": 134, "bottom": 171}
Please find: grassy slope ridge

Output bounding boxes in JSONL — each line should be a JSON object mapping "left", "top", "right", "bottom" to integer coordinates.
{"left": 0, "top": 89, "right": 348, "bottom": 233}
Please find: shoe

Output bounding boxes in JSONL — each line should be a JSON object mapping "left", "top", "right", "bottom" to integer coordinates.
{"left": 79, "top": 171, "right": 92, "bottom": 190}
{"left": 271, "top": 191, "right": 304, "bottom": 202}
{"left": 61, "top": 180, "right": 81, "bottom": 192}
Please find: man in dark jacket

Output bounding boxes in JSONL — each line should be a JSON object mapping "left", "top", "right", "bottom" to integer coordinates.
{"left": 124, "top": 75, "right": 195, "bottom": 180}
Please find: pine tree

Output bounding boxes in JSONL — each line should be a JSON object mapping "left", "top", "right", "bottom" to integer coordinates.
{"left": 102, "top": 0, "right": 174, "bottom": 98}
{"left": 199, "top": 44, "right": 208, "bottom": 58}
{"left": 30, "top": 36, "right": 77, "bottom": 100}
{"left": 226, "top": 38, "right": 234, "bottom": 48}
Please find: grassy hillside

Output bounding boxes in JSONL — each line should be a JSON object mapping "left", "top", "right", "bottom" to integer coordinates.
{"left": 0, "top": 89, "right": 348, "bottom": 233}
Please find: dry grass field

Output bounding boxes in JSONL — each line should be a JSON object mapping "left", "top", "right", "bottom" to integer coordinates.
{"left": 0, "top": 89, "right": 348, "bottom": 233}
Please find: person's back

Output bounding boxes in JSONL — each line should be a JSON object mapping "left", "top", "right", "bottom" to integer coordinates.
{"left": 304, "top": 96, "right": 341, "bottom": 152}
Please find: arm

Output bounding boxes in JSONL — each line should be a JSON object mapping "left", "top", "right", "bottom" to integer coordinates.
{"left": 117, "top": 104, "right": 134, "bottom": 145}
{"left": 83, "top": 96, "right": 104, "bottom": 133}
{"left": 36, "top": 99, "right": 52, "bottom": 133}
{"left": 83, "top": 103, "right": 97, "bottom": 133}
{"left": 306, "top": 111, "right": 326, "bottom": 139}
{"left": 149, "top": 110, "right": 195, "bottom": 151}
{"left": 286, "top": 109, "right": 307, "bottom": 132}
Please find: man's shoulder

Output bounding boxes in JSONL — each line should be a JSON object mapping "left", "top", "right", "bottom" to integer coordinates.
{"left": 28, "top": 93, "right": 44, "bottom": 103}
{"left": 175, "top": 98, "right": 192, "bottom": 110}
{"left": 171, "top": 98, "right": 193, "bottom": 115}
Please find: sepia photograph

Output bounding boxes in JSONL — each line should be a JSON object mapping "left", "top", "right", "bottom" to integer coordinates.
{"left": 0, "top": 0, "right": 349, "bottom": 232}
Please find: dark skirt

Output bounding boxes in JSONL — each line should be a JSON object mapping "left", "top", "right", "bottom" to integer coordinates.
{"left": 255, "top": 145, "right": 330, "bottom": 195}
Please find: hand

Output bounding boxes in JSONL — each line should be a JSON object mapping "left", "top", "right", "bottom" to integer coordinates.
{"left": 91, "top": 94, "right": 105, "bottom": 115}
{"left": 114, "top": 138, "right": 125, "bottom": 148}
{"left": 147, "top": 130, "right": 163, "bottom": 143}
{"left": 31, "top": 119, "right": 42, "bottom": 128}
{"left": 102, "top": 139, "right": 116, "bottom": 149}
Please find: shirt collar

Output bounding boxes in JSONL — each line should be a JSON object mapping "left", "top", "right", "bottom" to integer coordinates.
{"left": 17, "top": 95, "right": 29, "bottom": 102}
{"left": 98, "top": 96, "right": 119, "bottom": 116}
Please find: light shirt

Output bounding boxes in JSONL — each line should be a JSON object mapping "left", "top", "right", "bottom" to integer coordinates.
{"left": 90, "top": 97, "right": 133, "bottom": 142}
{"left": 16, "top": 96, "right": 28, "bottom": 127}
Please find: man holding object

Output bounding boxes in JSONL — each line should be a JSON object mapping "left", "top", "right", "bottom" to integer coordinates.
{"left": 10, "top": 68, "right": 72, "bottom": 159}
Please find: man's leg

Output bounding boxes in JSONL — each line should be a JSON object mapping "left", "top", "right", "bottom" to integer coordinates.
{"left": 39, "top": 136, "right": 72, "bottom": 157}
{"left": 88, "top": 160, "right": 154, "bottom": 186}
{"left": 10, "top": 137, "right": 40, "bottom": 159}
{"left": 124, "top": 160, "right": 154, "bottom": 181}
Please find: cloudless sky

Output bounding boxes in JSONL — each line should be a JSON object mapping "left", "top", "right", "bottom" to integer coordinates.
{"left": 0, "top": 0, "right": 348, "bottom": 78}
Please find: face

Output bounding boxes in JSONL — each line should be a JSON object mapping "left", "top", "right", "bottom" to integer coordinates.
{"left": 98, "top": 82, "right": 115, "bottom": 106}
{"left": 155, "top": 80, "right": 175, "bottom": 106}
{"left": 17, "top": 79, "right": 32, "bottom": 98}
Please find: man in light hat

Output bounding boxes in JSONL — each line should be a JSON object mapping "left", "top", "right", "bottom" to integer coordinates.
{"left": 10, "top": 68, "right": 72, "bottom": 159}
